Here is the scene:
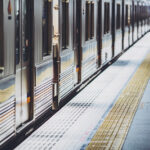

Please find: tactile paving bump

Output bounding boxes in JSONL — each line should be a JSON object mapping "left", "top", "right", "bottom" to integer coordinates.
{"left": 86, "top": 52, "right": 150, "bottom": 150}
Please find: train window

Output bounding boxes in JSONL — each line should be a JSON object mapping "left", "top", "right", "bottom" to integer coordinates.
{"left": 104, "top": 2, "right": 110, "bottom": 34}
{"left": 140, "top": 6, "right": 142, "bottom": 21}
{"left": 22, "top": 0, "right": 28, "bottom": 62}
{"left": 15, "top": 0, "right": 20, "bottom": 65}
{"left": 125, "top": 5, "right": 128, "bottom": 26}
{"left": 62, "top": 0, "right": 69, "bottom": 49}
{"left": 42, "top": 0, "right": 52, "bottom": 56}
{"left": 0, "top": 2, "right": 4, "bottom": 74}
{"left": 116, "top": 4, "right": 121, "bottom": 29}
{"left": 90, "top": 2, "right": 94, "bottom": 38}
{"left": 85, "top": 1, "right": 90, "bottom": 41}
{"left": 130, "top": 6, "right": 132, "bottom": 25}
{"left": 42, "top": 0, "right": 49, "bottom": 56}
{"left": 135, "top": 6, "right": 137, "bottom": 23}
{"left": 85, "top": 1, "right": 95, "bottom": 40}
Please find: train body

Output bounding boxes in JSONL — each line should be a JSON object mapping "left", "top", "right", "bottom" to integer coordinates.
{"left": 1, "top": 0, "right": 150, "bottom": 146}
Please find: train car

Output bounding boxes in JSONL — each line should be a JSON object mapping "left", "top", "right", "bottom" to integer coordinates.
{"left": 1, "top": 0, "right": 150, "bottom": 148}
{"left": 112, "top": 0, "right": 123, "bottom": 57}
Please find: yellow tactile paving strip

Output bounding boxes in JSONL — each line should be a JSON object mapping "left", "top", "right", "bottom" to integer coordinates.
{"left": 86, "top": 53, "right": 150, "bottom": 150}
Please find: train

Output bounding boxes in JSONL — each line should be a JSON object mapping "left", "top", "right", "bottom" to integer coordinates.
{"left": 1, "top": 0, "right": 150, "bottom": 147}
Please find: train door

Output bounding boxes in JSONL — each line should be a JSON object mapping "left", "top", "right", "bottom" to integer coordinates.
{"left": 113, "top": 0, "right": 123, "bottom": 57}
{"left": 15, "top": 0, "right": 32, "bottom": 128}
{"left": 123, "top": 1, "right": 130, "bottom": 50}
{"left": 101, "top": 0, "right": 112, "bottom": 65}
{"left": 80, "top": 0, "right": 98, "bottom": 81}
{"left": 58, "top": 0, "right": 75, "bottom": 100}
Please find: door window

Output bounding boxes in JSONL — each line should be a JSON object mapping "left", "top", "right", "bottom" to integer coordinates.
{"left": 90, "top": 2, "right": 94, "bottom": 38}
{"left": 0, "top": 1, "right": 3, "bottom": 74}
{"left": 42, "top": 0, "right": 52, "bottom": 56}
{"left": 15, "top": 0, "right": 20, "bottom": 65}
{"left": 134, "top": 6, "right": 137, "bottom": 23}
{"left": 85, "top": 1, "right": 95, "bottom": 41}
{"left": 130, "top": 5, "right": 132, "bottom": 25}
{"left": 116, "top": 4, "right": 121, "bottom": 29}
{"left": 22, "top": 0, "right": 29, "bottom": 62}
{"left": 85, "top": 1, "right": 90, "bottom": 41}
{"left": 104, "top": 2, "right": 110, "bottom": 34}
{"left": 62, "top": 0, "right": 69, "bottom": 49}
{"left": 125, "top": 5, "right": 129, "bottom": 26}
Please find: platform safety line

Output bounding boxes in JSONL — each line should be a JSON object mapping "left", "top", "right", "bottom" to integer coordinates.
{"left": 86, "top": 52, "right": 150, "bottom": 150}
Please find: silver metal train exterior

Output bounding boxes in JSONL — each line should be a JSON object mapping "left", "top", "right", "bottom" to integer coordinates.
{"left": 1, "top": 0, "right": 150, "bottom": 147}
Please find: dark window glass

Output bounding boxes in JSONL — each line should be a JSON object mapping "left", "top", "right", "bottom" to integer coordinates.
{"left": 62, "top": 1, "right": 69, "bottom": 49}
{"left": 47, "top": 1, "right": 52, "bottom": 54}
{"left": 15, "top": 0, "right": 20, "bottom": 65}
{"left": 85, "top": 2, "right": 94, "bottom": 41}
{"left": 0, "top": 1, "right": 4, "bottom": 73}
{"left": 130, "top": 6, "right": 132, "bottom": 25}
{"left": 22, "top": 0, "right": 29, "bottom": 62}
{"left": 116, "top": 4, "right": 121, "bottom": 29}
{"left": 85, "top": 1, "right": 95, "bottom": 40}
{"left": 42, "top": 0, "right": 52, "bottom": 56}
{"left": 125, "top": 5, "right": 128, "bottom": 26}
{"left": 90, "top": 2, "right": 94, "bottom": 38}
{"left": 140, "top": 6, "right": 142, "bottom": 20}
{"left": 104, "top": 2, "right": 110, "bottom": 34}
{"left": 135, "top": 6, "right": 137, "bottom": 23}
{"left": 42, "top": 0, "right": 48, "bottom": 56}
{"left": 85, "top": 1, "right": 90, "bottom": 41}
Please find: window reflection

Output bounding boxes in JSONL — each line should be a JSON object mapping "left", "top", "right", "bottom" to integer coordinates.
{"left": 0, "top": 0, "right": 4, "bottom": 73}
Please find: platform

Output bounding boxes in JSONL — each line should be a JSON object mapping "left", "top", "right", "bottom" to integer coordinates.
{"left": 15, "top": 33, "right": 150, "bottom": 150}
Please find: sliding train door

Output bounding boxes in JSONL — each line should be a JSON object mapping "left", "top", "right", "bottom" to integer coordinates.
{"left": 101, "top": 0, "right": 112, "bottom": 65}
{"left": 15, "top": 0, "right": 32, "bottom": 128}
{"left": 79, "top": 0, "right": 98, "bottom": 81}
{"left": 113, "top": 0, "right": 123, "bottom": 57}
{"left": 59, "top": 0, "right": 75, "bottom": 100}
{"left": 123, "top": 0, "right": 131, "bottom": 49}
{"left": 33, "top": 0, "right": 53, "bottom": 117}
